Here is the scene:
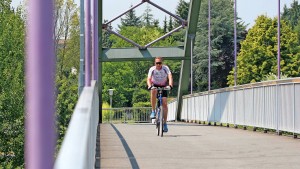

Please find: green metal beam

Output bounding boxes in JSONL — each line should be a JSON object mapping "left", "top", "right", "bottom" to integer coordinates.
{"left": 176, "top": 0, "right": 201, "bottom": 121}
{"left": 100, "top": 47, "right": 187, "bottom": 62}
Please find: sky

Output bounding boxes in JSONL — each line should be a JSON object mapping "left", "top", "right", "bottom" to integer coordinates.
{"left": 11, "top": 0, "right": 296, "bottom": 29}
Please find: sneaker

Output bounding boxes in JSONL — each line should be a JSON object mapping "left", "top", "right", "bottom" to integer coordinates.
{"left": 163, "top": 123, "right": 168, "bottom": 132}
{"left": 150, "top": 111, "right": 156, "bottom": 119}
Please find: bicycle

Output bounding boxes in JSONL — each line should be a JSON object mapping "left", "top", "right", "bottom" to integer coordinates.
{"left": 151, "top": 86, "right": 171, "bottom": 137}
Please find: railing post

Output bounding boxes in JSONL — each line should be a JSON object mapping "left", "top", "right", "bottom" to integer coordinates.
{"left": 293, "top": 83, "right": 296, "bottom": 138}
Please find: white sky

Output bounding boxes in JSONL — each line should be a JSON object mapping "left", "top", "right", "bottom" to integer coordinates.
{"left": 11, "top": 0, "right": 296, "bottom": 29}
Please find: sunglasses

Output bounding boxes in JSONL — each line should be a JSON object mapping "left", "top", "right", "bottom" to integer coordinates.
{"left": 155, "top": 62, "right": 162, "bottom": 65}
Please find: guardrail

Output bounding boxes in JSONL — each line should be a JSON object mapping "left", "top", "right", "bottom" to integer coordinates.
{"left": 102, "top": 107, "right": 152, "bottom": 123}
{"left": 167, "top": 99, "right": 177, "bottom": 121}
{"left": 54, "top": 81, "right": 99, "bottom": 169}
{"left": 177, "top": 78, "right": 300, "bottom": 136}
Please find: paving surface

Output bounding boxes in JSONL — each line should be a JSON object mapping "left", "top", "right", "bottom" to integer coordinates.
{"left": 98, "top": 122, "right": 300, "bottom": 169}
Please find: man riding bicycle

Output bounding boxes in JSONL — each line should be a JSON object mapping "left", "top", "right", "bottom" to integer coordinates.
{"left": 147, "top": 57, "right": 173, "bottom": 132}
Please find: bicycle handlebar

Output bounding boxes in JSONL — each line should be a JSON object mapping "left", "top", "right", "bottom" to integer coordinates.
{"left": 150, "top": 86, "right": 171, "bottom": 90}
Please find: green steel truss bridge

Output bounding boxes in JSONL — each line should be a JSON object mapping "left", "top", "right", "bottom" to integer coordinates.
{"left": 24, "top": 0, "right": 300, "bottom": 169}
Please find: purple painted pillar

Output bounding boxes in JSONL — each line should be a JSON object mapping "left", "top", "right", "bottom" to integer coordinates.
{"left": 25, "top": 0, "right": 56, "bottom": 169}
{"left": 277, "top": 0, "right": 281, "bottom": 79}
{"left": 85, "top": 0, "right": 91, "bottom": 86}
{"left": 92, "top": 0, "right": 99, "bottom": 80}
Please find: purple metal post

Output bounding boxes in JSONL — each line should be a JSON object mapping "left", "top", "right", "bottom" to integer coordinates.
{"left": 25, "top": 0, "right": 56, "bottom": 169}
{"left": 277, "top": 0, "right": 281, "bottom": 79}
{"left": 208, "top": 0, "right": 211, "bottom": 91}
{"left": 85, "top": 0, "right": 91, "bottom": 86}
{"left": 92, "top": 0, "right": 99, "bottom": 80}
{"left": 234, "top": 0, "right": 237, "bottom": 86}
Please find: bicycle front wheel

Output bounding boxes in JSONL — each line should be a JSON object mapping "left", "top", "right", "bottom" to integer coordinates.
{"left": 159, "top": 106, "right": 163, "bottom": 137}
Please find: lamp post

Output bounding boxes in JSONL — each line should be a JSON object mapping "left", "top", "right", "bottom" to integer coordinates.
{"left": 108, "top": 89, "right": 114, "bottom": 123}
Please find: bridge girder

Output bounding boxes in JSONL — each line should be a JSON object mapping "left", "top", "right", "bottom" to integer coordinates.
{"left": 97, "top": 0, "right": 201, "bottom": 122}
{"left": 101, "top": 47, "right": 188, "bottom": 62}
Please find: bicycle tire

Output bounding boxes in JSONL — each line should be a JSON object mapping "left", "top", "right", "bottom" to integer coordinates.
{"left": 156, "top": 108, "right": 160, "bottom": 136}
{"left": 160, "top": 105, "right": 163, "bottom": 137}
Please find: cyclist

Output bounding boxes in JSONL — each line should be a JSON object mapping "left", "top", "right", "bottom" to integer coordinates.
{"left": 147, "top": 57, "right": 173, "bottom": 132}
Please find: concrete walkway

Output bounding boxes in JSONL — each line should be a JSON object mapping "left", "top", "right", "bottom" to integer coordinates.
{"left": 98, "top": 122, "right": 300, "bottom": 169}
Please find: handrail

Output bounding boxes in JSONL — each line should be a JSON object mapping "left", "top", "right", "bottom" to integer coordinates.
{"left": 54, "top": 81, "right": 99, "bottom": 169}
{"left": 177, "top": 77, "right": 300, "bottom": 136}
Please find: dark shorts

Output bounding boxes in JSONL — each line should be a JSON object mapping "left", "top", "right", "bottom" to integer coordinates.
{"left": 153, "top": 85, "right": 168, "bottom": 98}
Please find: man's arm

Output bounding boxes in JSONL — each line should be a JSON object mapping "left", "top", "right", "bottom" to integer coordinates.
{"left": 147, "top": 76, "right": 152, "bottom": 88}
{"left": 168, "top": 73, "right": 173, "bottom": 87}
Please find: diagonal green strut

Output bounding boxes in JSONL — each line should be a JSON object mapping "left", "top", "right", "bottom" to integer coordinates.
{"left": 176, "top": 0, "right": 201, "bottom": 121}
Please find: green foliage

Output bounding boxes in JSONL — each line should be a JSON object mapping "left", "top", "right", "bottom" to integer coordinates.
{"left": 141, "top": 4, "right": 155, "bottom": 27}
{"left": 227, "top": 15, "right": 300, "bottom": 85}
{"left": 132, "top": 78, "right": 150, "bottom": 105}
{"left": 193, "top": 0, "right": 247, "bottom": 91}
{"left": 133, "top": 102, "right": 151, "bottom": 107}
{"left": 120, "top": 6, "right": 141, "bottom": 28}
{"left": 102, "top": 102, "right": 114, "bottom": 121}
{"left": 176, "top": 0, "right": 189, "bottom": 21}
{"left": 102, "top": 62, "right": 135, "bottom": 107}
{"left": 0, "top": 1, "right": 25, "bottom": 167}
{"left": 102, "top": 20, "right": 114, "bottom": 48}
{"left": 282, "top": 1, "right": 300, "bottom": 29}
{"left": 55, "top": 74, "right": 78, "bottom": 150}
{"left": 282, "top": 1, "right": 300, "bottom": 47}
{"left": 55, "top": 2, "right": 80, "bottom": 152}
{"left": 262, "top": 72, "right": 288, "bottom": 81}
{"left": 168, "top": 16, "right": 174, "bottom": 32}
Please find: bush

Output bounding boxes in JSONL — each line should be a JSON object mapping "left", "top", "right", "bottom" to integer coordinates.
{"left": 102, "top": 102, "right": 114, "bottom": 122}
{"left": 133, "top": 102, "right": 151, "bottom": 107}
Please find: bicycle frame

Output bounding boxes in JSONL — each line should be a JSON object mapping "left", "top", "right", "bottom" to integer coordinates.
{"left": 152, "top": 86, "right": 170, "bottom": 137}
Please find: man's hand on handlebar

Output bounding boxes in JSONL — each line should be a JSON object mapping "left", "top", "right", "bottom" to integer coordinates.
{"left": 148, "top": 85, "right": 154, "bottom": 90}
{"left": 148, "top": 85, "right": 172, "bottom": 90}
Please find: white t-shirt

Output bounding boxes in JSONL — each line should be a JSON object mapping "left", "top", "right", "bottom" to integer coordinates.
{"left": 147, "top": 65, "right": 171, "bottom": 86}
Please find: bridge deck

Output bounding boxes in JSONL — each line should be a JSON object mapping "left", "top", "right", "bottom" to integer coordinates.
{"left": 97, "top": 122, "right": 300, "bottom": 169}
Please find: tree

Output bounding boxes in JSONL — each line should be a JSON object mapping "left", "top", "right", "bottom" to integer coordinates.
{"left": 163, "top": 16, "right": 167, "bottom": 33}
{"left": 282, "top": 1, "right": 300, "bottom": 44}
{"left": 171, "top": 0, "right": 190, "bottom": 45}
{"left": 282, "top": 0, "right": 300, "bottom": 29}
{"left": 227, "top": 15, "right": 300, "bottom": 85}
{"left": 102, "top": 20, "right": 114, "bottom": 48}
{"left": 55, "top": 3, "right": 80, "bottom": 152}
{"left": 102, "top": 62, "right": 135, "bottom": 107}
{"left": 175, "top": 0, "right": 189, "bottom": 27}
{"left": 193, "top": 0, "right": 247, "bottom": 91}
{"left": 54, "top": 0, "right": 78, "bottom": 78}
{"left": 141, "top": 4, "right": 154, "bottom": 27}
{"left": 168, "top": 15, "right": 174, "bottom": 32}
{"left": 119, "top": 5, "right": 141, "bottom": 28}
{"left": 55, "top": 74, "right": 78, "bottom": 150}
{"left": 60, "top": 6, "right": 80, "bottom": 73}
{"left": 0, "top": 1, "right": 25, "bottom": 167}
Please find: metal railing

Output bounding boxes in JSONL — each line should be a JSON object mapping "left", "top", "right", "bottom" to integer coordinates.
{"left": 54, "top": 81, "right": 99, "bottom": 169}
{"left": 102, "top": 107, "right": 152, "bottom": 123}
{"left": 171, "top": 78, "right": 300, "bottom": 135}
